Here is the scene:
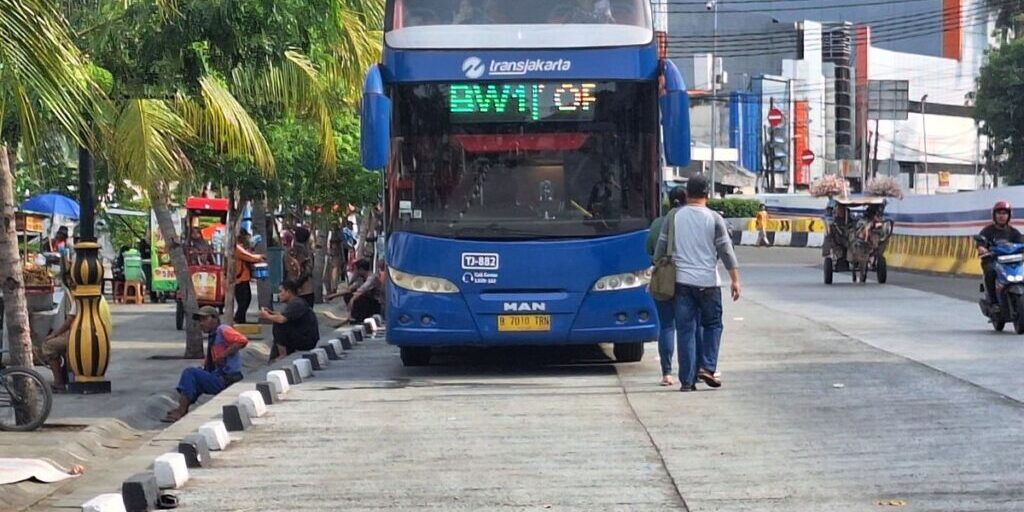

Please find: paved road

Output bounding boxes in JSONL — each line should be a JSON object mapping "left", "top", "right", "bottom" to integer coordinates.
{"left": 161, "top": 248, "right": 1024, "bottom": 512}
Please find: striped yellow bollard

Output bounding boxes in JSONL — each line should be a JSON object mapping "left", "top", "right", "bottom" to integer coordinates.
{"left": 67, "top": 241, "right": 113, "bottom": 394}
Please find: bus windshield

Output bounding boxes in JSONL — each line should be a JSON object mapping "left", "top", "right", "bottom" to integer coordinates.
{"left": 389, "top": 81, "right": 658, "bottom": 240}
{"left": 389, "top": 0, "right": 651, "bottom": 29}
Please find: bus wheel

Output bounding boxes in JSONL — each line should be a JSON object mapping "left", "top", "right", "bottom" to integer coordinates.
{"left": 400, "top": 347, "right": 431, "bottom": 367}
{"left": 613, "top": 342, "right": 644, "bottom": 363}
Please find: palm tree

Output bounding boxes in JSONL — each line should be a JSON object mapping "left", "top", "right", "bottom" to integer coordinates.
{"left": 0, "top": 0, "right": 109, "bottom": 369}
{"left": 107, "top": 80, "right": 275, "bottom": 358}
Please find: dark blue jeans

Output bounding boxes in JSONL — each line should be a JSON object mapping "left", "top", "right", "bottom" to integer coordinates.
{"left": 176, "top": 368, "right": 226, "bottom": 403}
{"left": 655, "top": 299, "right": 703, "bottom": 378}
{"left": 673, "top": 283, "right": 724, "bottom": 386}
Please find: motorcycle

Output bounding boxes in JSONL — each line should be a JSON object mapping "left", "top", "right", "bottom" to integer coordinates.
{"left": 976, "top": 235, "right": 1024, "bottom": 333}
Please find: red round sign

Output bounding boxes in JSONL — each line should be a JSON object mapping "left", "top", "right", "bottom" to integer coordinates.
{"left": 801, "top": 149, "right": 815, "bottom": 165}
{"left": 767, "top": 108, "right": 785, "bottom": 127}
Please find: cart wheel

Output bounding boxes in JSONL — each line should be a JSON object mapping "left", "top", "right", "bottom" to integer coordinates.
{"left": 824, "top": 257, "right": 834, "bottom": 285}
{"left": 175, "top": 300, "right": 184, "bottom": 331}
{"left": 876, "top": 255, "right": 888, "bottom": 284}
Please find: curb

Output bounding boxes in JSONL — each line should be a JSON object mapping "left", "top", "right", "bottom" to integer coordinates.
{"left": 731, "top": 230, "right": 825, "bottom": 248}
{"left": 70, "top": 324, "right": 382, "bottom": 511}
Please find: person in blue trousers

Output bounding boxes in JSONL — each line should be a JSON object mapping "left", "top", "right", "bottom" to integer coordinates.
{"left": 653, "top": 176, "right": 741, "bottom": 391}
{"left": 646, "top": 187, "right": 703, "bottom": 386}
{"left": 163, "top": 306, "right": 249, "bottom": 422}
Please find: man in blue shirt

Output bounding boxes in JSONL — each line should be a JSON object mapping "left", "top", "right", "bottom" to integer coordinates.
{"left": 163, "top": 306, "right": 249, "bottom": 422}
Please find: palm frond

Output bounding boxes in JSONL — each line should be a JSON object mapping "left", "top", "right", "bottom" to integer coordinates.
{"left": 178, "top": 76, "right": 275, "bottom": 175}
{"left": 112, "top": 99, "right": 195, "bottom": 184}
{"left": 232, "top": 53, "right": 336, "bottom": 171}
{"left": 0, "top": 0, "right": 108, "bottom": 149}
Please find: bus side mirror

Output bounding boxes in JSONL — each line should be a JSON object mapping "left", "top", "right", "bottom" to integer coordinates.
{"left": 361, "top": 65, "right": 391, "bottom": 171}
{"left": 660, "top": 59, "right": 691, "bottom": 167}
{"left": 661, "top": 90, "right": 691, "bottom": 167}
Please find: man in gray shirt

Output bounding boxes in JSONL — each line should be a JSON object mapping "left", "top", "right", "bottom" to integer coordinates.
{"left": 653, "top": 175, "right": 741, "bottom": 391}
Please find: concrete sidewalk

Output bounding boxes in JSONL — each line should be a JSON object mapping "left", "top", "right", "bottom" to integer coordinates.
{"left": 0, "top": 297, "right": 342, "bottom": 511}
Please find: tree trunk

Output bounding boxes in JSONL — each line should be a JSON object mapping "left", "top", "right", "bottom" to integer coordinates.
{"left": 151, "top": 182, "right": 204, "bottom": 358}
{"left": 312, "top": 217, "right": 328, "bottom": 304}
{"left": 222, "top": 187, "right": 240, "bottom": 325}
{"left": 0, "top": 145, "right": 34, "bottom": 368}
{"left": 252, "top": 195, "right": 272, "bottom": 312}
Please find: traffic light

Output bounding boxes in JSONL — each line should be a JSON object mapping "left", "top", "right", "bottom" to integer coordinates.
{"left": 762, "top": 116, "right": 789, "bottom": 191}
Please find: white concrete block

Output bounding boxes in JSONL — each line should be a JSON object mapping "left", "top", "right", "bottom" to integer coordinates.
{"left": 238, "top": 390, "right": 268, "bottom": 418}
{"left": 740, "top": 231, "right": 758, "bottom": 246}
{"left": 328, "top": 338, "right": 344, "bottom": 355}
{"left": 773, "top": 231, "right": 793, "bottom": 247}
{"left": 198, "top": 421, "right": 231, "bottom": 451}
{"left": 311, "top": 347, "right": 329, "bottom": 367}
{"left": 363, "top": 317, "right": 378, "bottom": 333}
{"left": 293, "top": 357, "right": 314, "bottom": 378}
{"left": 153, "top": 452, "right": 189, "bottom": 489}
{"left": 266, "top": 370, "right": 290, "bottom": 395}
{"left": 808, "top": 232, "right": 825, "bottom": 248}
{"left": 81, "top": 493, "right": 127, "bottom": 512}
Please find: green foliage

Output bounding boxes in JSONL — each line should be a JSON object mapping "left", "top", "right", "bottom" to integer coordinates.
{"left": 708, "top": 198, "right": 762, "bottom": 218}
{"left": 976, "top": 38, "right": 1024, "bottom": 184}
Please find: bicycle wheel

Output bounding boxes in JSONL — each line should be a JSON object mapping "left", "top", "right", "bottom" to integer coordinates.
{"left": 0, "top": 367, "right": 53, "bottom": 431}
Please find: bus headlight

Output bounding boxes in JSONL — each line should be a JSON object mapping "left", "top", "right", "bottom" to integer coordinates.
{"left": 593, "top": 268, "right": 652, "bottom": 292}
{"left": 390, "top": 269, "right": 460, "bottom": 294}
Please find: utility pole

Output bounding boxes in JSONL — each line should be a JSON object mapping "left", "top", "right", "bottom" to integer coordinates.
{"left": 921, "top": 94, "right": 929, "bottom": 194}
{"left": 708, "top": 0, "right": 718, "bottom": 196}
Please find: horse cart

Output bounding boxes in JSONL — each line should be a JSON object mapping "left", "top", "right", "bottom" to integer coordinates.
{"left": 822, "top": 196, "right": 894, "bottom": 285}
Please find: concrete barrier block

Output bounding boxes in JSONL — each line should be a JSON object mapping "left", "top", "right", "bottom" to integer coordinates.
{"left": 82, "top": 493, "right": 127, "bottom": 512}
{"left": 239, "top": 390, "right": 268, "bottom": 418}
{"left": 198, "top": 421, "right": 231, "bottom": 451}
{"left": 363, "top": 318, "right": 378, "bottom": 333}
{"left": 311, "top": 347, "right": 329, "bottom": 367}
{"left": 774, "top": 231, "right": 793, "bottom": 247}
{"left": 153, "top": 452, "right": 189, "bottom": 489}
{"left": 266, "top": 370, "right": 290, "bottom": 395}
{"left": 177, "top": 433, "right": 211, "bottom": 468}
{"left": 357, "top": 324, "right": 368, "bottom": 339}
{"left": 322, "top": 340, "right": 341, "bottom": 360}
{"left": 282, "top": 365, "right": 301, "bottom": 385}
{"left": 293, "top": 357, "right": 314, "bottom": 378}
{"left": 301, "top": 353, "right": 322, "bottom": 371}
{"left": 223, "top": 402, "right": 252, "bottom": 431}
{"left": 121, "top": 472, "right": 158, "bottom": 511}
{"left": 338, "top": 333, "right": 354, "bottom": 350}
{"left": 256, "top": 381, "right": 278, "bottom": 405}
{"left": 372, "top": 314, "right": 384, "bottom": 326}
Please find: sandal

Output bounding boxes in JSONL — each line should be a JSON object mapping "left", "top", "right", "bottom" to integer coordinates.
{"left": 157, "top": 493, "right": 179, "bottom": 509}
{"left": 659, "top": 375, "right": 675, "bottom": 387}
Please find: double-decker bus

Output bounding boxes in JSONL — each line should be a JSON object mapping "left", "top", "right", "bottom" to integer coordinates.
{"left": 361, "top": 0, "right": 691, "bottom": 366}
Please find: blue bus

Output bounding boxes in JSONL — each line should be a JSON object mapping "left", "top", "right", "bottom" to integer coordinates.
{"left": 361, "top": 0, "right": 691, "bottom": 366}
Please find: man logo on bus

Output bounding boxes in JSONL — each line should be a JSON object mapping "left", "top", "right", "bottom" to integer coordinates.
{"left": 462, "top": 57, "right": 485, "bottom": 79}
{"left": 504, "top": 302, "right": 546, "bottom": 312}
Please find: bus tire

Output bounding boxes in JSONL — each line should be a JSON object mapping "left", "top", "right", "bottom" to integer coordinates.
{"left": 400, "top": 347, "right": 431, "bottom": 367}
{"left": 613, "top": 342, "right": 644, "bottom": 363}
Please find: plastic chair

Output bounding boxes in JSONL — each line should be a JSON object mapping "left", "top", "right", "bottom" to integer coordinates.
{"left": 122, "top": 281, "right": 145, "bottom": 305}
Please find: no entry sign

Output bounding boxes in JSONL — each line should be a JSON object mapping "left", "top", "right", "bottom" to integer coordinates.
{"left": 767, "top": 108, "right": 784, "bottom": 127}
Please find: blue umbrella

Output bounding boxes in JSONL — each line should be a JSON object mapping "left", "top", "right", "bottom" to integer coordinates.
{"left": 20, "top": 193, "right": 80, "bottom": 219}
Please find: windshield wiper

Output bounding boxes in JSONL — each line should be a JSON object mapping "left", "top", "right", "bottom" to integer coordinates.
{"left": 451, "top": 223, "right": 545, "bottom": 238}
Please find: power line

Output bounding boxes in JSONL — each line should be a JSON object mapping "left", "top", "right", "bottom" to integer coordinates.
{"left": 658, "top": 0, "right": 933, "bottom": 14}
{"left": 661, "top": 0, "right": 998, "bottom": 42}
{"left": 665, "top": 12, "right": 993, "bottom": 57}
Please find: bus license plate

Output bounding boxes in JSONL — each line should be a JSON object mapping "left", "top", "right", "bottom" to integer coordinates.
{"left": 497, "top": 315, "right": 551, "bottom": 332}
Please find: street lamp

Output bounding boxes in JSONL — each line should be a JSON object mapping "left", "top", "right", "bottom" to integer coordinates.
{"left": 920, "top": 94, "right": 929, "bottom": 194}
{"left": 707, "top": 0, "right": 718, "bottom": 196}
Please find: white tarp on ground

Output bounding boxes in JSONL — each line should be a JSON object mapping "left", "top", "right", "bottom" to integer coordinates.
{"left": 0, "top": 459, "right": 78, "bottom": 485}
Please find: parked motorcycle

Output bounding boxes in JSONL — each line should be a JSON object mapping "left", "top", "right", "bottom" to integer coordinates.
{"left": 976, "top": 235, "right": 1024, "bottom": 333}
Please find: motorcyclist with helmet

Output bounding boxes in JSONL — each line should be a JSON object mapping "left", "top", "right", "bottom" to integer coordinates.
{"left": 977, "top": 201, "right": 1023, "bottom": 311}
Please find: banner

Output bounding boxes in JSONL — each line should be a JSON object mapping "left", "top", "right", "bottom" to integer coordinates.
{"left": 150, "top": 209, "right": 182, "bottom": 292}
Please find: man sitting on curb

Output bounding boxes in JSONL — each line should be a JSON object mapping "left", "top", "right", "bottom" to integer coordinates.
{"left": 163, "top": 306, "right": 248, "bottom": 423}
{"left": 41, "top": 285, "right": 77, "bottom": 392}
{"left": 260, "top": 279, "right": 320, "bottom": 361}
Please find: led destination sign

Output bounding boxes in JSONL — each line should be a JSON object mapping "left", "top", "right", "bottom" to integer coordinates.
{"left": 449, "top": 82, "right": 603, "bottom": 123}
